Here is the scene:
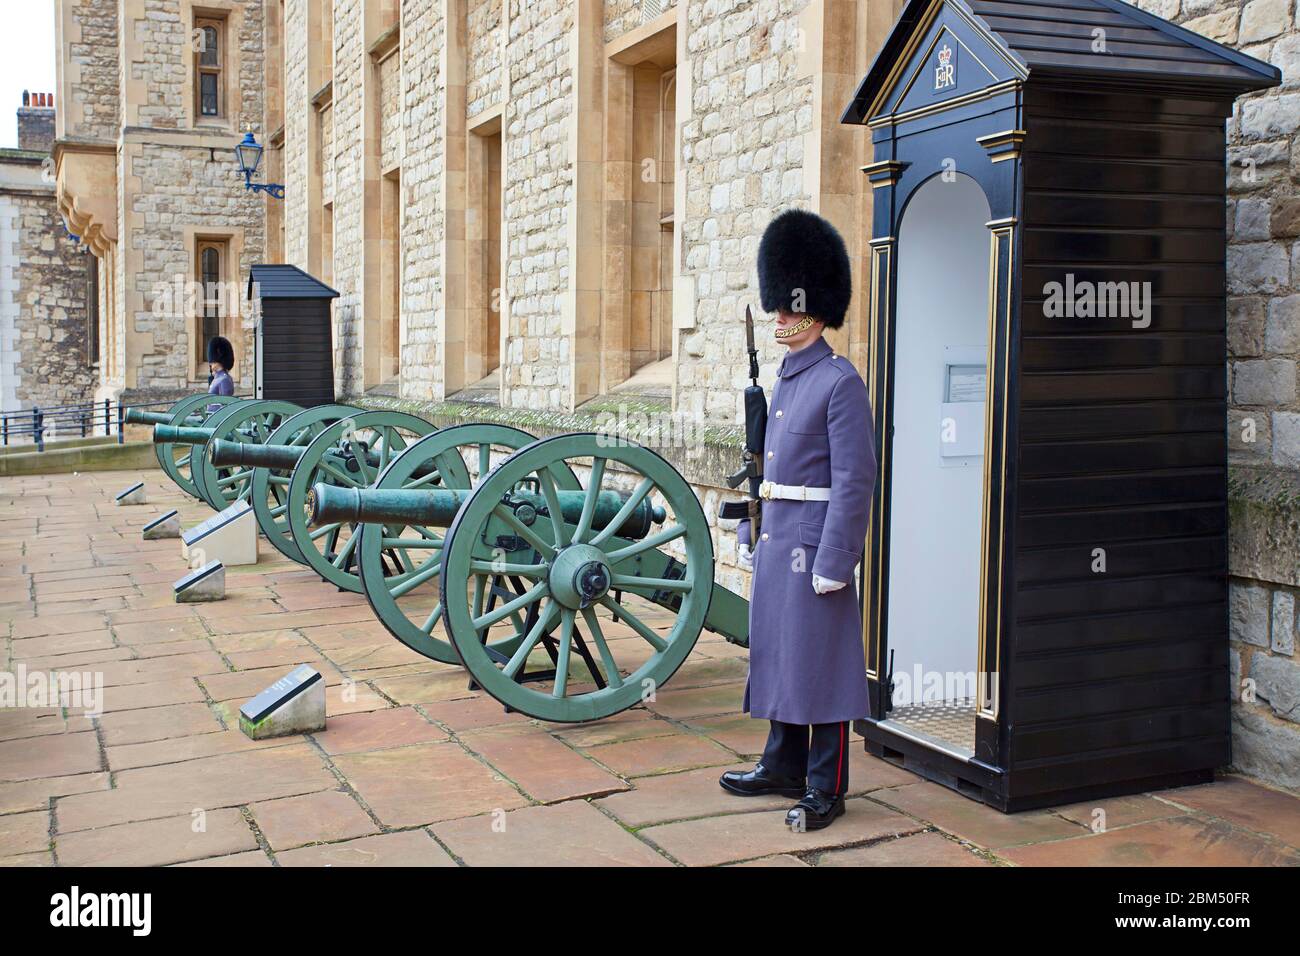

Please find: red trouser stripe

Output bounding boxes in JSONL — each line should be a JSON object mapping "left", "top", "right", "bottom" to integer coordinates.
{"left": 834, "top": 721, "right": 845, "bottom": 794}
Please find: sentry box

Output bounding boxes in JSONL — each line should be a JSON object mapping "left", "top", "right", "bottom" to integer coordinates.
{"left": 840, "top": 0, "right": 1279, "bottom": 810}
{"left": 247, "top": 264, "right": 339, "bottom": 408}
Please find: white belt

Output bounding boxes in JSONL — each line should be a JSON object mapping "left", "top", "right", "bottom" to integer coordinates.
{"left": 759, "top": 481, "right": 831, "bottom": 502}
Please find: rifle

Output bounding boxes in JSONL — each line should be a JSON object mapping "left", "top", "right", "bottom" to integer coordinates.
{"left": 719, "top": 305, "right": 767, "bottom": 544}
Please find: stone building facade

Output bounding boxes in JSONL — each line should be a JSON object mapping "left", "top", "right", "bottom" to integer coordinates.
{"left": 53, "top": 0, "right": 268, "bottom": 405}
{"left": 1148, "top": 0, "right": 1300, "bottom": 788}
{"left": 0, "top": 92, "right": 95, "bottom": 418}
{"left": 48, "top": 0, "right": 1300, "bottom": 789}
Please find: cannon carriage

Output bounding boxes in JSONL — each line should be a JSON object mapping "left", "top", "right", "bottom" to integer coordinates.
{"left": 138, "top": 395, "right": 751, "bottom": 723}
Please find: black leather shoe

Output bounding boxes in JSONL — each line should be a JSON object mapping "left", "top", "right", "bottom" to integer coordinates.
{"left": 719, "top": 763, "right": 806, "bottom": 798}
{"left": 785, "top": 788, "right": 846, "bottom": 831}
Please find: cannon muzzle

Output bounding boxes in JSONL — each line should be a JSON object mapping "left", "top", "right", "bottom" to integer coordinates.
{"left": 208, "top": 439, "right": 306, "bottom": 471}
{"left": 307, "top": 482, "right": 666, "bottom": 539}
{"left": 153, "top": 424, "right": 215, "bottom": 446}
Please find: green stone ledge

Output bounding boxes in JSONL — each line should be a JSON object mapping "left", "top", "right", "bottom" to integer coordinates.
{"left": 346, "top": 394, "right": 745, "bottom": 493}
{"left": 1229, "top": 465, "right": 1300, "bottom": 589}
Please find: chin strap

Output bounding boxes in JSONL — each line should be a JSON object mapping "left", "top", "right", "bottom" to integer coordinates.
{"left": 774, "top": 315, "right": 816, "bottom": 339}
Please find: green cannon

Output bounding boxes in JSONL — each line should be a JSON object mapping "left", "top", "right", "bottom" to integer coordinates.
{"left": 303, "top": 429, "right": 750, "bottom": 723}
{"left": 125, "top": 393, "right": 241, "bottom": 498}
{"left": 150, "top": 400, "right": 302, "bottom": 510}
{"left": 205, "top": 407, "right": 435, "bottom": 577}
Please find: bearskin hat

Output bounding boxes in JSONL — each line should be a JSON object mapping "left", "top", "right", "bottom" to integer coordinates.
{"left": 206, "top": 335, "right": 234, "bottom": 371}
{"left": 757, "top": 209, "right": 852, "bottom": 329}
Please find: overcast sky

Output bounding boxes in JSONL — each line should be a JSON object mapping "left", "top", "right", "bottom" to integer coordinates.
{"left": 0, "top": 1, "right": 57, "bottom": 149}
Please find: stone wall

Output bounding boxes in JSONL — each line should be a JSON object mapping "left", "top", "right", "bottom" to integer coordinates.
{"left": 675, "top": 0, "right": 817, "bottom": 424}
{"left": 329, "top": 0, "right": 365, "bottom": 393}
{"left": 1142, "top": 0, "right": 1300, "bottom": 787}
{"left": 500, "top": 0, "right": 575, "bottom": 411}
{"left": 604, "top": 0, "right": 678, "bottom": 41}
{"left": 282, "top": 0, "right": 311, "bottom": 270}
{"left": 115, "top": 0, "right": 267, "bottom": 393}
{"left": 397, "top": 0, "right": 446, "bottom": 401}
{"left": 59, "top": 0, "right": 120, "bottom": 142}
{"left": 466, "top": 0, "right": 503, "bottom": 117}
{"left": 0, "top": 165, "right": 94, "bottom": 416}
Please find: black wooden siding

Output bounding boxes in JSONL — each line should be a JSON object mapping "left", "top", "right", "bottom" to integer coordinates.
{"left": 260, "top": 298, "right": 335, "bottom": 406}
{"left": 1007, "top": 83, "right": 1233, "bottom": 799}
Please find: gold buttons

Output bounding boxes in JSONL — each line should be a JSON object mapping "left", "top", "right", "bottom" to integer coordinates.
{"left": 767, "top": 451, "right": 774, "bottom": 459}
{"left": 761, "top": 533, "right": 769, "bottom": 541}
{"left": 775, "top": 410, "right": 783, "bottom": 418}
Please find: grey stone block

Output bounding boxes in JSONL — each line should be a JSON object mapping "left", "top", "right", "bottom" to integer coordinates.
{"left": 1272, "top": 591, "right": 1296, "bottom": 656}
{"left": 174, "top": 561, "right": 225, "bottom": 603}
{"left": 1230, "top": 581, "right": 1272, "bottom": 648}
{"left": 142, "top": 509, "right": 180, "bottom": 540}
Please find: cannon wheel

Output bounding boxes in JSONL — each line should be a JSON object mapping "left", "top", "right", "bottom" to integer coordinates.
{"left": 285, "top": 410, "right": 437, "bottom": 592}
{"left": 439, "top": 433, "right": 713, "bottom": 723}
{"left": 357, "top": 423, "right": 579, "bottom": 664}
{"left": 250, "top": 404, "right": 360, "bottom": 564}
{"left": 192, "top": 400, "right": 302, "bottom": 510}
{"left": 156, "top": 394, "right": 239, "bottom": 499}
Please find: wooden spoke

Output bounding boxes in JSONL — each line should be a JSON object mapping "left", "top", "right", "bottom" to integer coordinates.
{"left": 571, "top": 457, "right": 607, "bottom": 544}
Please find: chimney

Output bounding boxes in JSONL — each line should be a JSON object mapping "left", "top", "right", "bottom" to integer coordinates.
{"left": 17, "top": 89, "right": 56, "bottom": 154}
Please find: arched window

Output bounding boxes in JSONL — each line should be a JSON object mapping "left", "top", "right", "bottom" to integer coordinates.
{"left": 196, "top": 241, "right": 226, "bottom": 370}
{"left": 195, "top": 18, "right": 224, "bottom": 118}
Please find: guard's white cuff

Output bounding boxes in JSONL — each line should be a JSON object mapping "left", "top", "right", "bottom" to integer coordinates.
{"left": 812, "top": 574, "right": 845, "bottom": 595}
{"left": 737, "top": 542, "right": 754, "bottom": 571}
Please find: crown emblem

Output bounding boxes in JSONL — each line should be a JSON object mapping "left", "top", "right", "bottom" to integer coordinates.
{"left": 938, "top": 44, "right": 952, "bottom": 66}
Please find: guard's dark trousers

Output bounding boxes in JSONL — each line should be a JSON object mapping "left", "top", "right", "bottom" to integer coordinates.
{"left": 762, "top": 720, "right": 851, "bottom": 794}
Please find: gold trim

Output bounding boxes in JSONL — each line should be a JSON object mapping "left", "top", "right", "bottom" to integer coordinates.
{"left": 889, "top": 27, "right": 1000, "bottom": 119}
{"left": 868, "top": 79, "right": 1021, "bottom": 129}
{"left": 862, "top": 0, "right": 1027, "bottom": 123}
{"left": 985, "top": 217, "right": 1017, "bottom": 228}
{"left": 976, "top": 224, "right": 1014, "bottom": 722}
{"left": 863, "top": 239, "right": 892, "bottom": 681}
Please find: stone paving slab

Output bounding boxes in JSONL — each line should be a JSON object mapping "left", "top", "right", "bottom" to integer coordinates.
{"left": 1, "top": 468, "right": 1299, "bottom": 867}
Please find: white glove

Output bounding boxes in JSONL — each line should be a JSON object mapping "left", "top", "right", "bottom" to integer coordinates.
{"left": 737, "top": 542, "right": 753, "bottom": 571}
{"left": 812, "top": 574, "right": 845, "bottom": 595}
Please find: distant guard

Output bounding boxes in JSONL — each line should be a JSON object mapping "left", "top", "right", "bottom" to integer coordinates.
{"left": 720, "top": 209, "right": 877, "bottom": 831}
{"left": 207, "top": 335, "right": 235, "bottom": 397}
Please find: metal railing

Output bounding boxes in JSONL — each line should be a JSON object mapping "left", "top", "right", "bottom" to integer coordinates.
{"left": 0, "top": 397, "right": 179, "bottom": 452}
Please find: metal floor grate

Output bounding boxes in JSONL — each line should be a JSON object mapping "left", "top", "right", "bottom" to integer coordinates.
{"left": 890, "top": 699, "right": 977, "bottom": 754}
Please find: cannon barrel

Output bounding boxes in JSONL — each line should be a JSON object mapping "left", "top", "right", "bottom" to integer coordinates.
{"left": 153, "top": 424, "right": 215, "bottom": 446}
{"left": 210, "top": 437, "right": 438, "bottom": 477}
{"left": 125, "top": 408, "right": 176, "bottom": 426}
{"left": 308, "top": 482, "right": 667, "bottom": 539}
{"left": 208, "top": 438, "right": 306, "bottom": 471}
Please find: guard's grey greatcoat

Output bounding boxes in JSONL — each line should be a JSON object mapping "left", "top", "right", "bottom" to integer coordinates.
{"left": 740, "top": 336, "right": 876, "bottom": 725}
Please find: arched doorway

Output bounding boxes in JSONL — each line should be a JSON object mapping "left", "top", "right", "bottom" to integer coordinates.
{"left": 885, "top": 172, "right": 991, "bottom": 755}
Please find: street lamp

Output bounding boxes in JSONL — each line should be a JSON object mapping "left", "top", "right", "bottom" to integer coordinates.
{"left": 235, "top": 131, "right": 285, "bottom": 200}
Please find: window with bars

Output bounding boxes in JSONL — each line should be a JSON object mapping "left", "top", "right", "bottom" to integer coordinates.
{"left": 195, "top": 18, "right": 224, "bottom": 119}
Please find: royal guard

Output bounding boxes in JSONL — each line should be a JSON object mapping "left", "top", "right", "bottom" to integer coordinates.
{"left": 207, "top": 336, "right": 235, "bottom": 396}
{"left": 720, "top": 209, "right": 877, "bottom": 831}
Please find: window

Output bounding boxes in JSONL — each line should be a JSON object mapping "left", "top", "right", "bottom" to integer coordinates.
{"left": 196, "top": 240, "right": 226, "bottom": 371}
{"left": 195, "top": 18, "right": 225, "bottom": 119}
{"left": 85, "top": 252, "right": 99, "bottom": 366}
